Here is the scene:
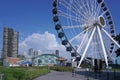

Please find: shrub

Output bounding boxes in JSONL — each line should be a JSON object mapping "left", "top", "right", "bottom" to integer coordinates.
{"left": 12, "top": 68, "right": 26, "bottom": 80}
{"left": 50, "top": 66, "right": 73, "bottom": 72}
{"left": 0, "top": 62, "right": 3, "bottom": 66}
{"left": 0, "top": 66, "right": 50, "bottom": 80}
{"left": 26, "top": 67, "right": 50, "bottom": 79}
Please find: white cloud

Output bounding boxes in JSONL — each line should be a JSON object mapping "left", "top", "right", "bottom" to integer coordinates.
{"left": 19, "top": 31, "right": 70, "bottom": 58}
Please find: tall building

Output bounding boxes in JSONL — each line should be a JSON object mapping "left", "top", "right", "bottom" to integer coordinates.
{"left": 37, "top": 50, "right": 42, "bottom": 55}
{"left": 34, "top": 50, "right": 42, "bottom": 57}
{"left": 3, "top": 27, "right": 19, "bottom": 60}
{"left": 28, "top": 48, "right": 34, "bottom": 57}
{"left": 28, "top": 48, "right": 42, "bottom": 57}
{"left": 55, "top": 50, "right": 59, "bottom": 57}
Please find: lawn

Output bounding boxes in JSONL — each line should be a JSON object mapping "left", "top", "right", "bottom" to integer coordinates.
{"left": 0, "top": 66, "right": 50, "bottom": 80}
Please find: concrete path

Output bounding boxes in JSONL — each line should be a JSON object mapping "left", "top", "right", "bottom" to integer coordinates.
{"left": 33, "top": 70, "right": 88, "bottom": 80}
{"left": 33, "top": 70, "right": 120, "bottom": 80}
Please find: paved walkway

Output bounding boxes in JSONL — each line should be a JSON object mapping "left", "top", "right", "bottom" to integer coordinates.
{"left": 33, "top": 70, "right": 94, "bottom": 80}
{"left": 33, "top": 70, "right": 120, "bottom": 80}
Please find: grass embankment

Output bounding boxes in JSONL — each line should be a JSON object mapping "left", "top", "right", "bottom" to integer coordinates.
{"left": 0, "top": 66, "right": 50, "bottom": 80}
{"left": 0, "top": 66, "right": 73, "bottom": 80}
{"left": 50, "top": 66, "right": 73, "bottom": 72}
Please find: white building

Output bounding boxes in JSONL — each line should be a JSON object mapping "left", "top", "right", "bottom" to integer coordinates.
{"left": 28, "top": 48, "right": 42, "bottom": 57}
{"left": 28, "top": 48, "right": 34, "bottom": 57}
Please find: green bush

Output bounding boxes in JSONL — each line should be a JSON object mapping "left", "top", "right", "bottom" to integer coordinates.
{"left": 12, "top": 68, "right": 26, "bottom": 80}
{"left": 5, "top": 74, "right": 16, "bottom": 80}
{"left": 50, "top": 66, "right": 73, "bottom": 72}
{"left": 26, "top": 67, "right": 50, "bottom": 79}
{"left": 0, "top": 66, "right": 50, "bottom": 80}
{"left": 80, "top": 63, "right": 91, "bottom": 68}
{"left": 1, "top": 68, "right": 26, "bottom": 80}
{"left": 0, "top": 62, "right": 3, "bottom": 66}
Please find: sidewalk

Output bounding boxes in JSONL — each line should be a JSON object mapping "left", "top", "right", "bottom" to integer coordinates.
{"left": 33, "top": 70, "right": 94, "bottom": 80}
{"left": 33, "top": 70, "right": 120, "bottom": 80}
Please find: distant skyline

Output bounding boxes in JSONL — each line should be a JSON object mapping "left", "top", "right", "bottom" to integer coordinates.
{"left": 0, "top": 0, "right": 120, "bottom": 59}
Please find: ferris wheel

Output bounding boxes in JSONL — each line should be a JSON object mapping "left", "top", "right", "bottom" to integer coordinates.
{"left": 52, "top": 0, "right": 120, "bottom": 68}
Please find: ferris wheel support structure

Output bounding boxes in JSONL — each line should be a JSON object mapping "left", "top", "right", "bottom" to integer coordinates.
{"left": 77, "top": 27, "right": 96, "bottom": 67}
{"left": 102, "top": 28, "right": 120, "bottom": 48}
{"left": 77, "top": 26, "right": 120, "bottom": 68}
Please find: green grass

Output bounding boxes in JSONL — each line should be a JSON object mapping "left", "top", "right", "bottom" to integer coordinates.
{"left": 111, "top": 68, "right": 120, "bottom": 71}
{"left": 26, "top": 67, "right": 50, "bottom": 80}
{"left": 0, "top": 66, "right": 50, "bottom": 80}
{"left": 50, "top": 66, "right": 73, "bottom": 72}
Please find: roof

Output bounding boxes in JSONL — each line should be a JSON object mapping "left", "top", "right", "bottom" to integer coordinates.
{"left": 57, "top": 57, "right": 67, "bottom": 61}
{"left": 33, "top": 54, "right": 59, "bottom": 58}
{"left": 21, "top": 61, "right": 32, "bottom": 65}
{"left": 8, "top": 57, "right": 20, "bottom": 64}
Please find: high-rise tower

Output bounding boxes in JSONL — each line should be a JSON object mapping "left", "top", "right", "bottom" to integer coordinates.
{"left": 3, "top": 27, "right": 19, "bottom": 61}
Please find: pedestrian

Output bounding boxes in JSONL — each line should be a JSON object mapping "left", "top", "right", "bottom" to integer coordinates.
{"left": 72, "top": 67, "right": 76, "bottom": 77}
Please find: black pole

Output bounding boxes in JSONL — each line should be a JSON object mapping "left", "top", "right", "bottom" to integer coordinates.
{"left": 107, "top": 71, "right": 109, "bottom": 80}
{"left": 114, "top": 70, "right": 116, "bottom": 80}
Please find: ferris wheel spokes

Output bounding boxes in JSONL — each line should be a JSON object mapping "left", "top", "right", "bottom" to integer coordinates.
{"left": 73, "top": 0, "right": 92, "bottom": 20}
{"left": 102, "top": 28, "right": 120, "bottom": 48}
{"left": 97, "top": 26, "right": 108, "bottom": 67}
{"left": 96, "top": 0, "right": 104, "bottom": 17}
{"left": 58, "top": 10, "right": 84, "bottom": 23}
{"left": 76, "top": 31, "right": 89, "bottom": 53}
{"left": 77, "top": 27, "right": 96, "bottom": 68}
{"left": 60, "top": 0, "right": 88, "bottom": 20}
{"left": 100, "top": 10, "right": 109, "bottom": 17}
{"left": 63, "top": 25, "right": 82, "bottom": 29}
{"left": 69, "top": 27, "right": 92, "bottom": 43}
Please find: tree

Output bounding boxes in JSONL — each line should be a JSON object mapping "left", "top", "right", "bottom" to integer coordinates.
{"left": 114, "top": 34, "right": 120, "bottom": 44}
{"left": 17, "top": 54, "right": 26, "bottom": 60}
{"left": 114, "top": 34, "right": 120, "bottom": 57}
{"left": 115, "top": 48, "right": 120, "bottom": 57}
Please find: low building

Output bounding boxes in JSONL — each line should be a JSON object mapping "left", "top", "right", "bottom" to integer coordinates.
{"left": 57, "top": 57, "right": 67, "bottom": 66}
{"left": 7, "top": 57, "right": 20, "bottom": 67}
{"left": 33, "top": 54, "right": 59, "bottom": 66}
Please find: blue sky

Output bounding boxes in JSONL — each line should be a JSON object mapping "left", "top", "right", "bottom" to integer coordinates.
{"left": 0, "top": 0, "right": 120, "bottom": 59}
{"left": 0, "top": 0, "right": 56, "bottom": 49}
{"left": 0, "top": 0, "right": 55, "bottom": 41}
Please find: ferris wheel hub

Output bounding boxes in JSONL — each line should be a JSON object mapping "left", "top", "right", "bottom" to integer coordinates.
{"left": 98, "top": 16, "right": 106, "bottom": 27}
